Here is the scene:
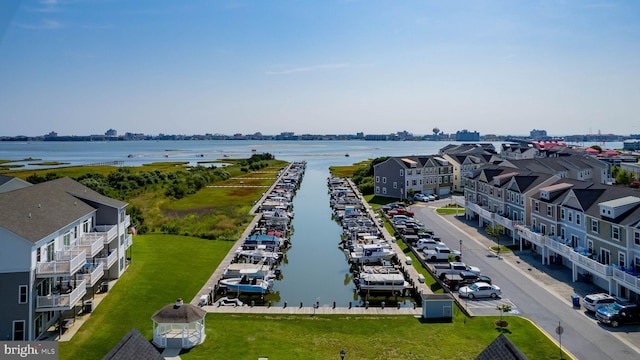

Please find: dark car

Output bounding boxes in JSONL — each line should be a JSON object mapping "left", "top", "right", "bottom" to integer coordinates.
{"left": 596, "top": 302, "right": 640, "bottom": 327}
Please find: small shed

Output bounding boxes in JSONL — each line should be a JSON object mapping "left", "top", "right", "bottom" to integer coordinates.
{"left": 421, "top": 293, "right": 454, "bottom": 320}
{"left": 151, "top": 298, "right": 207, "bottom": 349}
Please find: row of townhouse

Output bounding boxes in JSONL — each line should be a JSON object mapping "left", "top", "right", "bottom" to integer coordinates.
{"left": 372, "top": 144, "right": 500, "bottom": 199}
{"left": 0, "top": 177, "right": 132, "bottom": 341}
{"left": 458, "top": 155, "right": 640, "bottom": 302}
{"left": 373, "top": 155, "right": 454, "bottom": 199}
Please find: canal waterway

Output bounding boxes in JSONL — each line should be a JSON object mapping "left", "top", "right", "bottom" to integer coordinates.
{"left": 0, "top": 140, "right": 621, "bottom": 307}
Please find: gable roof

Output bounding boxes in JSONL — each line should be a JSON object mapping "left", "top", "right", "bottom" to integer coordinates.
{"left": 102, "top": 328, "right": 164, "bottom": 360}
{"left": 0, "top": 177, "right": 127, "bottom": 243}
{"left": 475, "top": 333, "right": 529, "bottom": 360}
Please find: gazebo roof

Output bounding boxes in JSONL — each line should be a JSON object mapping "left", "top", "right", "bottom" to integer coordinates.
{"left": 152, "top": 300, "right": 206, "bottom": 324}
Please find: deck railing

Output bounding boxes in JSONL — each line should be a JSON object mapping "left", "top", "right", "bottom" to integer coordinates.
{"left": 36, "top": 250, "right": 86, "bottom": 276}
{"left": 94, "top": 224, "right": 118, "bottom": 243}
{"left": 36, "top": 280, "right": 87, "bottom": 311}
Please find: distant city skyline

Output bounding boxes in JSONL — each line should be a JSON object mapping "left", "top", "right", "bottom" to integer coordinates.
{"left": 1, "top": 1, "right": 639, "bottom": 137}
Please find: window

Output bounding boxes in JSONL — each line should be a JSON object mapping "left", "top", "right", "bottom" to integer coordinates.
{"left": 612, "top": 226, "right": 620, "bottom": 241}
{"left": 534, "top": 201, "right": 539, "bottom": 212}
{"left": 561, "top": 228, "right": 565, "bottom": 240}
{"left": 399, "top": 169, "right": 404, "bottom": 176}
{"left": 576, "top": 214, "right": 581, "bottom": 225}
{"left": 18, "top": 285, "right": 28, "bottom": 304}
{"left": 382, "top": 187, "right": 387, "bottom": 194}
{"left": 393, "top": 182, "right": 397, "bottom": 189}
{"left": 635, "top": 231, "right": 640, "bottom": 245}
{"left": 591, "top": 219, "right": 599, "bottom": 233}
{"left": 412, "top": 179, "right": 417, "bottom": 186}
{"left": 587, "top": 240, "right": 593, "bottom": 254}
{"left": 619, "top": 252, "right": 626, "bottom": 268}
{"left": 547, "top": 206, "right": 552, "bottom": 217}
{"left": 63, "top": 232, "right": 71, "bottom": 246}
{"left": 382, "top": 177, "right": 387, "bottom": 184}
{"left": 407, "top": 170, "right": 412, "bottom": 175}
{"left": 375, "top": 176, "right": 380, "bottom": 183}
{"left": 568, "top": 212, "right": 572, "bottom": 222}
{"left": 83, "top": 220, "right": 90, "bottom": 233}
{"left": 375, "top": 186, "right": 380, "bottom": 194}
{"left": 12, "top": 320, "right": 25, "bottom": 341}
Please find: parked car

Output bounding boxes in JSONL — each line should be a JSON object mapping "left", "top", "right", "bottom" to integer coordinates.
{"left": 425, "top": 195, "right": 436, "bottom": 201}
{"left": 458, "top": 282, "right": 501, "bottom": 299}
{"left": 596, "top": 302, "right": 640, "bottom": 327}
{"left": 583, "top": 293, "right": 616, "bottom": 313}
{"left": 413, "top": 193, "right": 429, "bottom": 201}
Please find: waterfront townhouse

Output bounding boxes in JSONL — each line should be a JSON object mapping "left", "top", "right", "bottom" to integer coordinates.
{"left": 0, "top": 177, "right": 131, "bottom": 340}
{"left": 373, "top": 155, "right": 453, "bottom": 199}
{"left": 584, "top": 191, "right": 640, "bottom": 300}
{"left": 439, "top": 143, "right": 496, "bottom": 193}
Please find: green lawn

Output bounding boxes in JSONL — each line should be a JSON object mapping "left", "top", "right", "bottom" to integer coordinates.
{"left": 58, "top": 234, "right": 234, "bottom": 360}
{"left": 181, "top": 313, "right": 567, "bottom": 360}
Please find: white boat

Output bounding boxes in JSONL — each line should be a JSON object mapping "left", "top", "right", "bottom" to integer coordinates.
{"left": 223, "top": 263, "right": 276, "bottom": 280}
{"left": 236, "top": 246, "right": 281, "bottom": 264}
{"left": 219, "top": 276, "right": 273, "bottom": 294}
{"left": 355, "top": 268, "right": 409, "bottom": 292}
{"left": 347, "top": 243, "right": 396, "bottom": 264}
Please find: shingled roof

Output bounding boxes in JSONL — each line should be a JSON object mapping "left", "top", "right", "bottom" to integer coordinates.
{"left": 152, "top": 300, "right": 207, "bottom": 324}
{"left": 475, "top": 333, "right": 529, "bottom": 360}
{"left": 102, "top": 328, "right": 164, "bottom": 360}
{"left": 0, "top": 177, "right": 127, "bottom": 243}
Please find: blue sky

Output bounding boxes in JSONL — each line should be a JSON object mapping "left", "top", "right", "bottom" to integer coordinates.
{"left": 0, "top": 0, "right": 638, "bottom": 137}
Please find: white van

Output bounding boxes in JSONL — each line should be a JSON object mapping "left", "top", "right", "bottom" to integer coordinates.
{"left": 405, "top": 256, "right": 412, "bottom": 265}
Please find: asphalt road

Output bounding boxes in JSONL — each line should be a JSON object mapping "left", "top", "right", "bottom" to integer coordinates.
{"left": 410, "top": 199, "right": 640, "bottom": 360}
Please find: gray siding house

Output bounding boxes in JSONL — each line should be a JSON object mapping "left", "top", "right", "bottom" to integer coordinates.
{"left": 0, "top": 177, "right": 131, "bottom": 340}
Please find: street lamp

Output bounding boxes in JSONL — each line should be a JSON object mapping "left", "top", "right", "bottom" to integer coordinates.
{"left": 459, "top": 239, "right": 462, "bottom": 257}
{"left": 340, "top": 349, "right": 346, "bottom": 360}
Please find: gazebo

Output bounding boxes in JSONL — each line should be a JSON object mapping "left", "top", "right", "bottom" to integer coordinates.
{"left": 151, "top": 298, "right": 207, "bottom": 349}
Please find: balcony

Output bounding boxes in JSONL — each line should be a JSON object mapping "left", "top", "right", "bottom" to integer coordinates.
{"left": 570, "top": 251, "right": 612, "bottom": 278}
{"left": 613, "top": 268, "right": 640, "bottom": 293}
{"left": 124, "top": 214, "right": 131, "bottom": 228}
{"left": 77, "top": 263, "right": 104, "bottom": 287}
{"left": 467, "top": 203, "right": 494, "bottom": 221}
{"left": 36, "top": 280, "right": 87, "bottom": 311}
{"left": 75, "top": 234, "right": 105, "bottom": 258}
{"left": 97, "top": 250, "right": 118, "bottom": 269}
{"left": 94, "top": 224, "right": 117, "bottom": 243}
{"left": 515, "top": 225, "right": 545, "bottom": 246}
{"left": 125, "top": 234, "right": 133, "bottom": 249}
{"left": 452, "top": 196, "right": 466, "bottom": 207}
{"left": 36, "top": 250, "right": 86, "bottom": 277}
{"left": 494, "top": 214, "right": 516, "bottom": 230}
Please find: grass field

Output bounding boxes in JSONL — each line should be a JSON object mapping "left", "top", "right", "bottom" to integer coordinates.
{"left": 58, "top": 234, "right": 233, "bottom": 360}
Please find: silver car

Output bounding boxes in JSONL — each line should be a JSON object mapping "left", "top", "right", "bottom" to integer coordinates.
{"left": 458, "top": 282, "right": 501, "bottom": 299}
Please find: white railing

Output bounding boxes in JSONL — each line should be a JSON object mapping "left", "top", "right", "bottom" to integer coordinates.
{"left": 36, "top": 280, "right": 87, "bottom": 311}
{"left": 125, "top": 234, "right": 133, "bottom": 249}
{"left": 494, "top": 214, "right": 514, "bottom": 229}
{"left": 516, "top": 226, "right": 545, "bottom": 245}
{"left": 94, "top": 225, "right": 118, "bottom": 243}
{"left": 546, "top": 239, "right": 574, "bottom": 258}
{"left": 75, "top": 234, "right": 105, "bottom": 257}
{"left": 453, "top": 196, "right": 466, "bottom": 207}
{"left": 97, "top": 251, "right": 118, "bottom": 269}
{"left": 571, "top": 252, "right": 612, "bottom": 277}
{"left": 613, "top": 268, "right": 640, "bottom": 292}
{"left": 124, "top": 214, "right": 131, "bottom": 228}
{"left": 36, "top": 250, "right": 86, "bottom": 276}
{"left": 80, "top": 263, "right": 104, "bottom": 287}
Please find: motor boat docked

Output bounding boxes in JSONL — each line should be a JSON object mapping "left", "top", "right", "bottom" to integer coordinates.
{"left": 222, "top": 262, "right": 278, "bottom": 280}
{"left": 346, "top": 243, "right": 396, "bottom": 264}
{"left": 242, "top": 234, "right": 286, "bottom": 251}
{"left": 236, "top": 245, "right": 281, "bottom": 264}
{"left": 219, "top": 275, "right": 273, "bottom": 294}
{"left": 354, "top": 270, "right": 409, "bottom": 293}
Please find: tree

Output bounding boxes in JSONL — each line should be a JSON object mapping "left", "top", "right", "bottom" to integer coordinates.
{"left": 496, "top": 304, "right": 512, "bottom": 327}
{"left": 485, "top": 224, "right": 505, "bottom": 254}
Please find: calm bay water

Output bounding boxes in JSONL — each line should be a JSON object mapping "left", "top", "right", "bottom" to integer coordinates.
{"left": 0, "top": 140, "right": 622, "bottom": 306}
